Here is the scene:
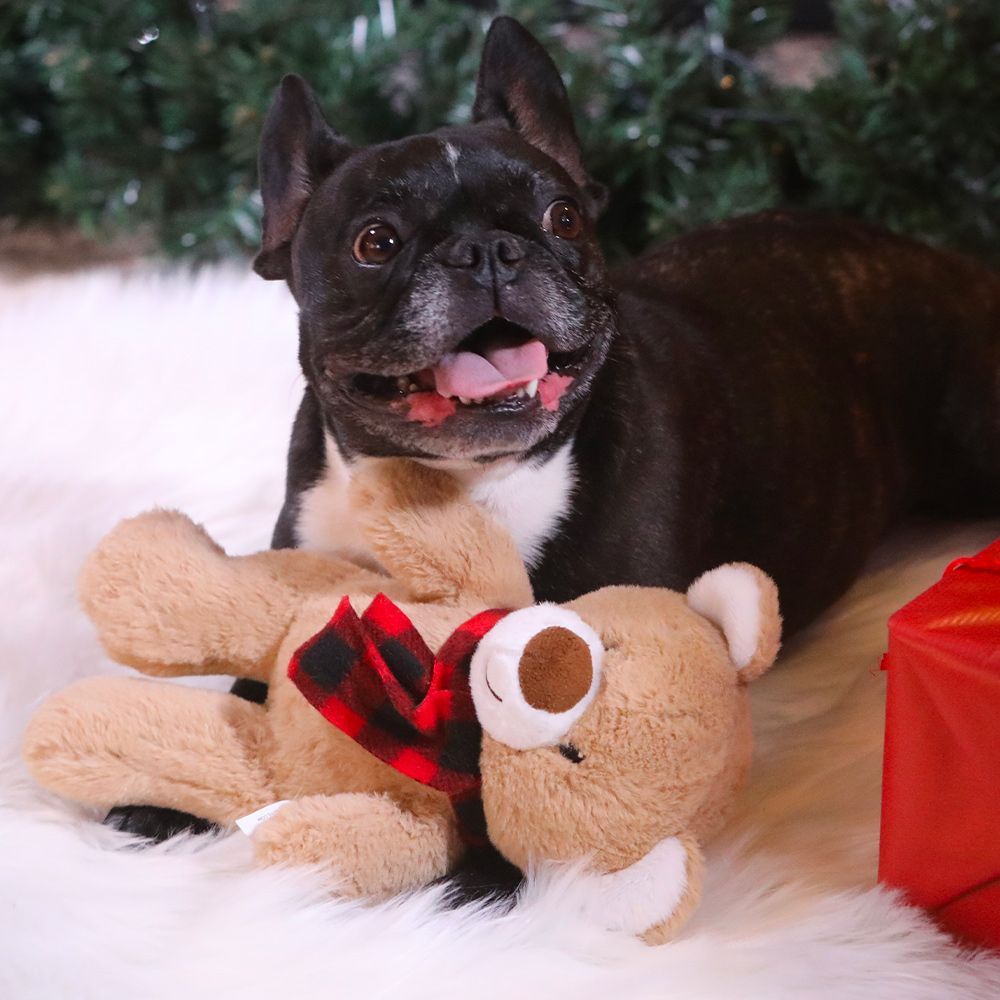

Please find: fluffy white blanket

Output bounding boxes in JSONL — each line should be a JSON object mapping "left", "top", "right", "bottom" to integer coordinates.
{"left": 1, "top": 267, "right": 997, "bottom": 1000}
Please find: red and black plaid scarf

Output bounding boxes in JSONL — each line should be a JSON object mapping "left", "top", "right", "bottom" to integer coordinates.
{"left": 288, "top": 593, "right": 508, "bottom": 845}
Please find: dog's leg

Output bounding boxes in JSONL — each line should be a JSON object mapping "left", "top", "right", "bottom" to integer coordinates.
{"left": 23, "top": 677, "right": 276, "bottom": 824}
{"left": 251, "top": 791, "right": 462, "bottom": 899}
{"left": 271, "top": 387, "right": 327, "bottom": 549}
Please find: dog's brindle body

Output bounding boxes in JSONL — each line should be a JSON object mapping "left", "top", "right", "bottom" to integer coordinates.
{"left": 276, "top": 211, "right": 1000, "bottom": 633}
{"left": 110, "top": 19, "right": 1000, "bottom": 866}
{"left": 539, "top": 213, "right": 1000, "bottom": 631}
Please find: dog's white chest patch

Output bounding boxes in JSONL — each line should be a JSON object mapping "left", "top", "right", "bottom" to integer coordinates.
{"left": 294, "top": 437, "right": 575, "bottom": 571}
{"left": 462, "top": 444, "right": 576, "bottom": 570}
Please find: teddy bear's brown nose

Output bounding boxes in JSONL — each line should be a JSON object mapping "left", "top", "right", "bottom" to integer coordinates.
{"left": 518, "top": 626, "right": 593, "bottom": 712}
{"left": 470, "top": 604, "right": 604, "bottom": 750}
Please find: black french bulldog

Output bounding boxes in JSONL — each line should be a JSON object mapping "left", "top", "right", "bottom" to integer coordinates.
{"left": 111, "top": 18, "right": 1000, "bottom": 876}
{"left": 257, "top": 16, "right": 1000, "bottom": 631}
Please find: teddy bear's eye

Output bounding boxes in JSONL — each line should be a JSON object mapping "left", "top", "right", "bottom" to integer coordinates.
{"left": 559, "top": 742, "right": 584, "bottom": 764}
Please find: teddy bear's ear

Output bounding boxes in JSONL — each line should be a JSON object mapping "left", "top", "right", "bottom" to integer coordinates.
{"left": 686, "top": 563, "right": 781, "bottom": 681}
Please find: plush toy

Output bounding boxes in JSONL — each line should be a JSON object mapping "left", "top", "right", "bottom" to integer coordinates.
{"left": 468, "top": 565, "right": 780, "bottom": 942}
{"left": 22, "top": 460, "right": 780, "bottom": 942}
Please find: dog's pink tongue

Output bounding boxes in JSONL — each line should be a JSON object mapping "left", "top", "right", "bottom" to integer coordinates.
{"left": 433, "top": 339, "right": 547, "bottom": 399}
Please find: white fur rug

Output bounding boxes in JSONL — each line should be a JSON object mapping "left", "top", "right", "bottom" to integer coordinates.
{"left": 2, "top": 267, "right": 998, "bottom": 999}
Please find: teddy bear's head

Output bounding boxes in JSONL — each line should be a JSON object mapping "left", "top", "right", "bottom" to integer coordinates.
{"left": 470, "top": 564, "right": 781, "bottom": 873}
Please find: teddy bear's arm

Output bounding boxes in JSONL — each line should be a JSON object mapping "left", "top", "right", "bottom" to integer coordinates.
{"left": 251, "top": 791, "right": 462, "bottom": 899}
{"left": 80, "top": 509, "right": 376, "bottom": 680}
{"left": 350, "top": 460, "right": 534, "bottom": 609}
{"left": 22, "top": 676, "right": 277, "bottom": 823}
{"left": 577, "top": 833, "right": 704, "bottom": 944}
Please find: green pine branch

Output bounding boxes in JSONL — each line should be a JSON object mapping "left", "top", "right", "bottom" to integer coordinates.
{"left": 1, "top": 0, "right": 997, "bottom": 262}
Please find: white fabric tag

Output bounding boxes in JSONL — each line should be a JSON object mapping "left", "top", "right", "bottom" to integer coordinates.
{"left": 235, "top": 800, "right": 292, "bottom": 836}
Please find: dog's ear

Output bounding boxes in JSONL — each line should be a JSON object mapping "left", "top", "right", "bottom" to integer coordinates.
{"left": 472, "top": 17, "right": 607, "bottom": 215}
{"left": 254, "top": 74, "right": 353, "bottom": 281}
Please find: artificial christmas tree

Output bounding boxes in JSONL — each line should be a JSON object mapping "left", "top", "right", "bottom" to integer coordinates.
{"left": 1, "top": 1, "right": 997, "bottom": 263}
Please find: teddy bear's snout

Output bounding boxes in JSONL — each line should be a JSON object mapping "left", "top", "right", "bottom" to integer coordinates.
{"left": 470, "top": 604, "right": 603, "bottom": 750}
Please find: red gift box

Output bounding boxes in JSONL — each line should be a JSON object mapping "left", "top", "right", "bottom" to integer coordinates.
{"left": 880, "top": 539, "right": 1000, "bottom": 951}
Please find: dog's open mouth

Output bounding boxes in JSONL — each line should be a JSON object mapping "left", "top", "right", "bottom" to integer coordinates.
{"left": 350, "top": 319, "right": 588, "bottom": 427}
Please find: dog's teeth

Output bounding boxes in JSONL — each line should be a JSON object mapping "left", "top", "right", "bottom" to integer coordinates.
{"left": 408, "top": 382, "right": 418, "bottom": 392}
{"left": 526, "top": 379, "right": 539, "bottom": 398}
{"left": 459, "top": 396, "right": 471, "bottom": 405}
{"left": 396, "top": 377, "right": 409, "bottom": 391}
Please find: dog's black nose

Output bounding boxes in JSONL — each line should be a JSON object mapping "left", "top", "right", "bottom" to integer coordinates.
{"left": 443, "top": 231, "right": 525, "bottom": 287}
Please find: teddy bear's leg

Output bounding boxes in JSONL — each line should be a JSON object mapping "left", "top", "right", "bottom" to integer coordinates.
{"left": 22, "top": 676, "right": 276, "bottom": 824}
{"left": 251, "top": 792, "right": 463, "bottom": 899}
{"left": 350, "top": 459, "right": 534, "bottom": 609}
{"left": 80, "top": 508, "right": 381, "bottom": 680}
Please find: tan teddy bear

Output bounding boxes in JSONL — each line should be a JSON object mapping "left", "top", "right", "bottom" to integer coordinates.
{"left": 22, "top": 460, "right": 780, "bottom": 942}
{"left": 468, "top": 569, "right": 780, "bottom": 942}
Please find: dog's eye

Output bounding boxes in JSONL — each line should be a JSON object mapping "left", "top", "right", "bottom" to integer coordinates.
{"left": 353, "top": 223, "right": 401, "bottom": 265}
{"left": 542, "top": 200, "right": 583, "bottom": 240}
